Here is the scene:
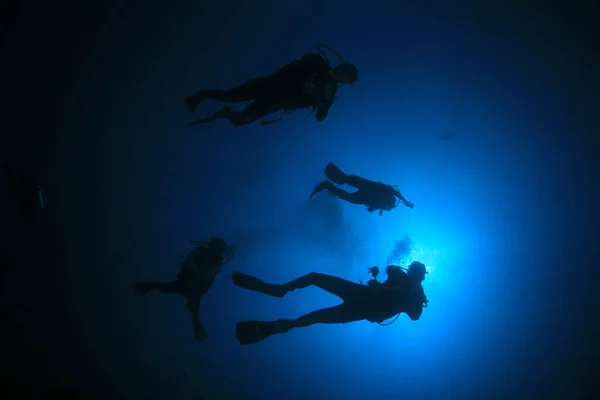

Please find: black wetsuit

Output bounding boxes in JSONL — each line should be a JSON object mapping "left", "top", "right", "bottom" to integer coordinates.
{"left": 135, "top": 246, "right": 224, "bottom": 342}
{"left": 232, "top": 269, "right": 426, "bottom": 345}
{"left": 186, "top": 54, "right": 338, "bottom": 126}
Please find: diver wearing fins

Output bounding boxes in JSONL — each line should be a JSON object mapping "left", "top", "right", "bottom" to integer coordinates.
{"left": 232, "top": 261, "right": 429, "bottom": 345}
{"left": 185, "top": 44, "right": 358, "bottom": 127}
{"left": 309, "top": 162, "right": 414, "bottom": 216}
{"left": 135, "top": 237, "right": 231, "bottom": 342}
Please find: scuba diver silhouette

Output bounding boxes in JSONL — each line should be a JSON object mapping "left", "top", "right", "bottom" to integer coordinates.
{"left": 135, "top": 237, "right": 231, "bottom": 342}
{"left": 232, "top": 261, "right": 429, "bottom": 345}
{"left": 185, "top": 43, "right": 358, "bottom": 127}
{"left": 309, "top": 162, "right": 414, "bottom": 216}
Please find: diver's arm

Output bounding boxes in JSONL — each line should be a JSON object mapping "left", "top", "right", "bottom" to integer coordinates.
{"left": 391, "top": 187, "right": 413, "bottom": 208}
{"left": 391, "top": 187, "right": 405, "bottom": 201}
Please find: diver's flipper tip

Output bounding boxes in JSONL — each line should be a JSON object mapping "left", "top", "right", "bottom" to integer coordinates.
{"left": 324, "top": 163, "right": 347, "bottom": 185}
{"left": 135, "top": 283, "right": 152, "bottom": 296}
{"left": 231, "top": 272, "right": 287, "bottom": 298}
{"left": 185, "top": 94, "right": 203, "bottom": 113}
{"left": 236, "top": 320, "right": 290, "bottom": 345}
{"left": 194, "top": 323, "right": 208, "bottom": 342}
{"left": 236, "top": 321, "right": 263, "bottom": 345}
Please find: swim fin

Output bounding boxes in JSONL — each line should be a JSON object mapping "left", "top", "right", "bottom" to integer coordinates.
{"left": 188, "top": 115, "right": 216, "bottom": 126}
{"left": 185, "top": 93, "right": 205, "bottom": 113}
{"left": 236, "top": 320, "right": 291, "bottom": 345}
{"left": 194, "top": 318, "right": 208, "bottom": 342}
{"left": 324, "top": 162, "right": 348, "bottom": 185}
{"left": 309, "top": 180, "right": 333, "bottom": 199}
{"left": 135, "top": 282, "right": 154, "bottom": 296}
{"left": 231, "top": 272, "right": 287, "bottom": 298}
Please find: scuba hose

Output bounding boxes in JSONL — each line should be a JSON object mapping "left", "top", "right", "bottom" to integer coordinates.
{"left": 391, "top": 185, "right": 402, "bottom": 208}
{"left": 378, "top": 184, "right": 402, "bottom": 215}
{"left": 316, "top": 43, "right": 346, "bottom": 65}
{"left": 316, "top": 43, "right": 345, "bottom": 99}
{"left": 378, "top": 314, "right": 401, "bottom": 326}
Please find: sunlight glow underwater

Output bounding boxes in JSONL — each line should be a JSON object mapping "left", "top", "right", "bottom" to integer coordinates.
{"left": 382, "top": 237, "right": 440, "bottom": 284}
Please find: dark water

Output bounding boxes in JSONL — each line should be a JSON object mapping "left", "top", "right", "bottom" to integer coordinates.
{"left": 2, "top": 0, "right": 597, "bottom": 398}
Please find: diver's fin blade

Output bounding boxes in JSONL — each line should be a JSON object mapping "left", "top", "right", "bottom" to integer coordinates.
{"left": 235, "top": 321, "right": 266, "bottom": 345}
{"left": 185, "top": 93, "right": 205, "bottom": 113}
{"left": 236, "top": 320, "right": 289, "bottom": 345}
{"left": 324, "top": 162, "right": 347, "bottom": 185}
{"left": 231, "top": 272, "right": 286, "bottom": 298}
{"left": 193, "top": 318, "right": 208, "bottom": 342}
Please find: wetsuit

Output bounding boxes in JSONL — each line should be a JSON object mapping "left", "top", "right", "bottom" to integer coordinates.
{"left": 232, "top": 268, "right": 426, "bottom": 345}
{"left": 186, "top": 54, "right": 339, "bottom": 126}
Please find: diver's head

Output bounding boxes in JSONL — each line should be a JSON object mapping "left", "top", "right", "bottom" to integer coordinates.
{"left": 330, "top": 62, "right": 358, "bottom": 85}
{"left": 208, "top": 237, "right": 228, "bottom": 253}
{"left": 407, "top": 261, "right": 428, "bottom": 282}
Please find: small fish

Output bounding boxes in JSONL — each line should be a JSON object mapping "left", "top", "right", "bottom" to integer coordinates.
{"left": 440, "top": 133, "right": 455, "bottom": 141}
{"left": 37, "top": 184, "right": 45, "bottom": 208}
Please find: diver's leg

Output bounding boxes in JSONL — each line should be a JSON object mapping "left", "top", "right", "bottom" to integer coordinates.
{"left": 308, "top": 180, "right": 333, "bottom": 198}
{"left": 186, "top": 291, "right": 208, "bottom": 342}
{"left": 283, "top": 273, "right": 367, "bottom": 301}
{"left": 345, "top": 174, "right": 376, "bottom": 190}
{"left": 185, "top": 77, "right": 271, "bottom": 112}
{"left": 135, "top": 280, "right": 185, "bottom": 296}
{"left": 219, "top": 100, "right": 283, "bottom": 127}
{"left": 216, "top": 77, "right": 272, "bottom": 101}
{"left": 236, "top": 304, "right": 367, "bottom": 344}
{"left": 309, "top": 181, "right": 362, "bottom": 204}
{"left": 328, "top": 186, "right": 362, "bottom": 204}
{"left": 231, "top": 272, "right": 287, "bottom": 298}
{"left": 290, "top": 303, "right": 367, "bottom": 327}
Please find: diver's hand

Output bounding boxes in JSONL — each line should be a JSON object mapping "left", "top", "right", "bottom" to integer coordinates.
{"left": 368, "top": 266, "right": 379, "bottom": 279}
{"left": 403, "top": 200, "right": 414, "bottom": 208}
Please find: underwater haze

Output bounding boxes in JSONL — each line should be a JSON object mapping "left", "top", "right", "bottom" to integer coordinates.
{"left": 3, "top": 0, "right": 597, "bottom": 399}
